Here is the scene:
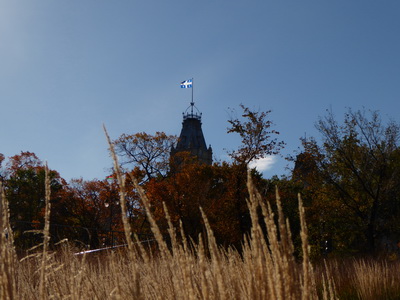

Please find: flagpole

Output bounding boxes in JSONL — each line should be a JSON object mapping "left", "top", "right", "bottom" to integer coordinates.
{"left": 191, "top": 77, "right": 194, "bottom": 115}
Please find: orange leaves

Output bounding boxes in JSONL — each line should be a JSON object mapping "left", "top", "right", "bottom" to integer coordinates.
{"left": 7, "top": 151, "right": 42, "bottom": 174}
{"left": 143, "top": 162, "right": 255, "bottom": 248}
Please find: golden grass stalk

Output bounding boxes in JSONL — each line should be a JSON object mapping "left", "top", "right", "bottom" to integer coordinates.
{"left": 131, "top": 175, "right": 171, "bottom": 259}
{"left": 0, "top": 180, "right": 17, "bottom": 299}
{"left": 38, "top": 163, "right": 52, "bottom": 299}
{"left": 200, "top": 206, "right": 228, "bottom": 299}
{"left": 103, "top": 124, "right": 135, "bottom": 255}
{"left": 298, "top": 192, "right": 315, "bottom": 300}
{"left": 320, "top": 260, "right": 338, "bottom": 300}
{"left": 104, "top": 124, "right": 144, "bottom": 298}
{"left": 246, "top": 169, "right": 319, "bottom": 299}
{"left": 352, "top": 259, "right": 400, "bottom": 300}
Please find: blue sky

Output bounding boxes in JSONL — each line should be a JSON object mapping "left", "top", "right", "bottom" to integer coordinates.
{"left": 1, "top": 1, "right": 399, "bottom": 181}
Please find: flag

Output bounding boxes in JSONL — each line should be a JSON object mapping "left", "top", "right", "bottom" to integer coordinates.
{"left": 180, "top": 79, "right": 192, "bottom": 88}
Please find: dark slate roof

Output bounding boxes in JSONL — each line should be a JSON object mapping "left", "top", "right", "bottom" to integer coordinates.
{"left": 175, "top": 116, "right": 208, "bottom": 151}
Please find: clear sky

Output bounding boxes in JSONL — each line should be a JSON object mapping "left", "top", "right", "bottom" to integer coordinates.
{"left": 1, "top": 1, "right": 399, "bottom": 181}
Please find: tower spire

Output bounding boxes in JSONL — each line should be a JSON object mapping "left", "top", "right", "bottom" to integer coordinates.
{"left": 172, "top": 78, "right": 212, "bottom": 166}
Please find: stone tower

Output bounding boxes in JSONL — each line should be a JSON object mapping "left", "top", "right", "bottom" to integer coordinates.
{"left": 170, "top": 102, "right": 213, "bottom": 166}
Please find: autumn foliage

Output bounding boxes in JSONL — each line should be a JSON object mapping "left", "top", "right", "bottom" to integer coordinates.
{"left": 145, "top": 162, "right": 264, "bottom": 248}
{"left": 1, "top": 106, "right": 400, "bottom": 258}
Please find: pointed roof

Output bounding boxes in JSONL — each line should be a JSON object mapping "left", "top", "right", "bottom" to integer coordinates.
{"left": 171, "top": 102, "right": 212, "bottom": 165}
{"left": 175, "top": 103, "right": 206, "bottom": 150}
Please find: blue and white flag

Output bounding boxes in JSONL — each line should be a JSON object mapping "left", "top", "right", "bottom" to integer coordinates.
{"left": 180, "top": 79, "right": 193, "bottom": 88}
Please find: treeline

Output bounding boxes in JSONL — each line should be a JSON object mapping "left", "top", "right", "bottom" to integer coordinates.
{"left": 0, "top": 151, "right": 140, "bottom": 249}
{"left": 1, "top": 106, "right": 400, "bottom": 257}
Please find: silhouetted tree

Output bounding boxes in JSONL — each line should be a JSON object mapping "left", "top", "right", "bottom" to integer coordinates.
{"left": 295, "top": 108, "right": 400, "bottom": 254}
{"left": 227, "top": 104, "right": 285, "bottom": 165}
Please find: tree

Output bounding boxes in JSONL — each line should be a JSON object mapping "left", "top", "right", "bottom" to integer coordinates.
{"left": 0, "top": 153, "right": 5, "bottom": 183}
{"left": 294, "top": 108, "right": 400, "bottom": 254}
{"left": 58, "top": 175, "right": 147, "bottom": 248}
{"left": 227, "top": 104, "right": 285, "bottom": 165}
{"left": 4, "top": 152, "right": 65, "bottom": 249}
{"left": 145, "top": 162, "right": 264, "bottom": 249}
{"left": 114, "top": 132, "right": 177, "bottom": 182}
{"left": 59, "top": 178, "right": 120, "bottom": 247}
{"left": 0, "top": 153, "right": 4, "bottom": 172}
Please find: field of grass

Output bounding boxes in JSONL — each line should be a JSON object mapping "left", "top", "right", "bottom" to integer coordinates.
{"left": 1, "top": 134, "right": 400, "bottom": 299}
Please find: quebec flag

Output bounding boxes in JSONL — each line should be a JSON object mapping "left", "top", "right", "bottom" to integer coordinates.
{"left": 180, "top": 79, "right": 193, "bottom": 88}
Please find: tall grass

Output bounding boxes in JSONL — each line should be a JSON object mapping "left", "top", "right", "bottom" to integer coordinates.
{"left": 0, "top": 179, "right": 17, "bottom": 299}
{"left": 0, "top": 131, "right": 399, "bottom": 298}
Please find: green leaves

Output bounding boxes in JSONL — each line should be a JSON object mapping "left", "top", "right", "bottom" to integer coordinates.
{"left": 296, "top": 108, "right": 400, "bottom": 254}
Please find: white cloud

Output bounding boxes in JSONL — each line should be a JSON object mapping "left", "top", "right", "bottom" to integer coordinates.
{"left": 248, "top": 156, "right": 276, "bottom": 173}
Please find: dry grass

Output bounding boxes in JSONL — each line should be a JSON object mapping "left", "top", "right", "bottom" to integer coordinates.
{"left": 316, "top": 258, "right": 400, "bottom": 300}
{"left": 0, "top": 132, "right": 399, "bottom": 299}
{"left": 0, "top": 179, "right": 17, "bottom": 299}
